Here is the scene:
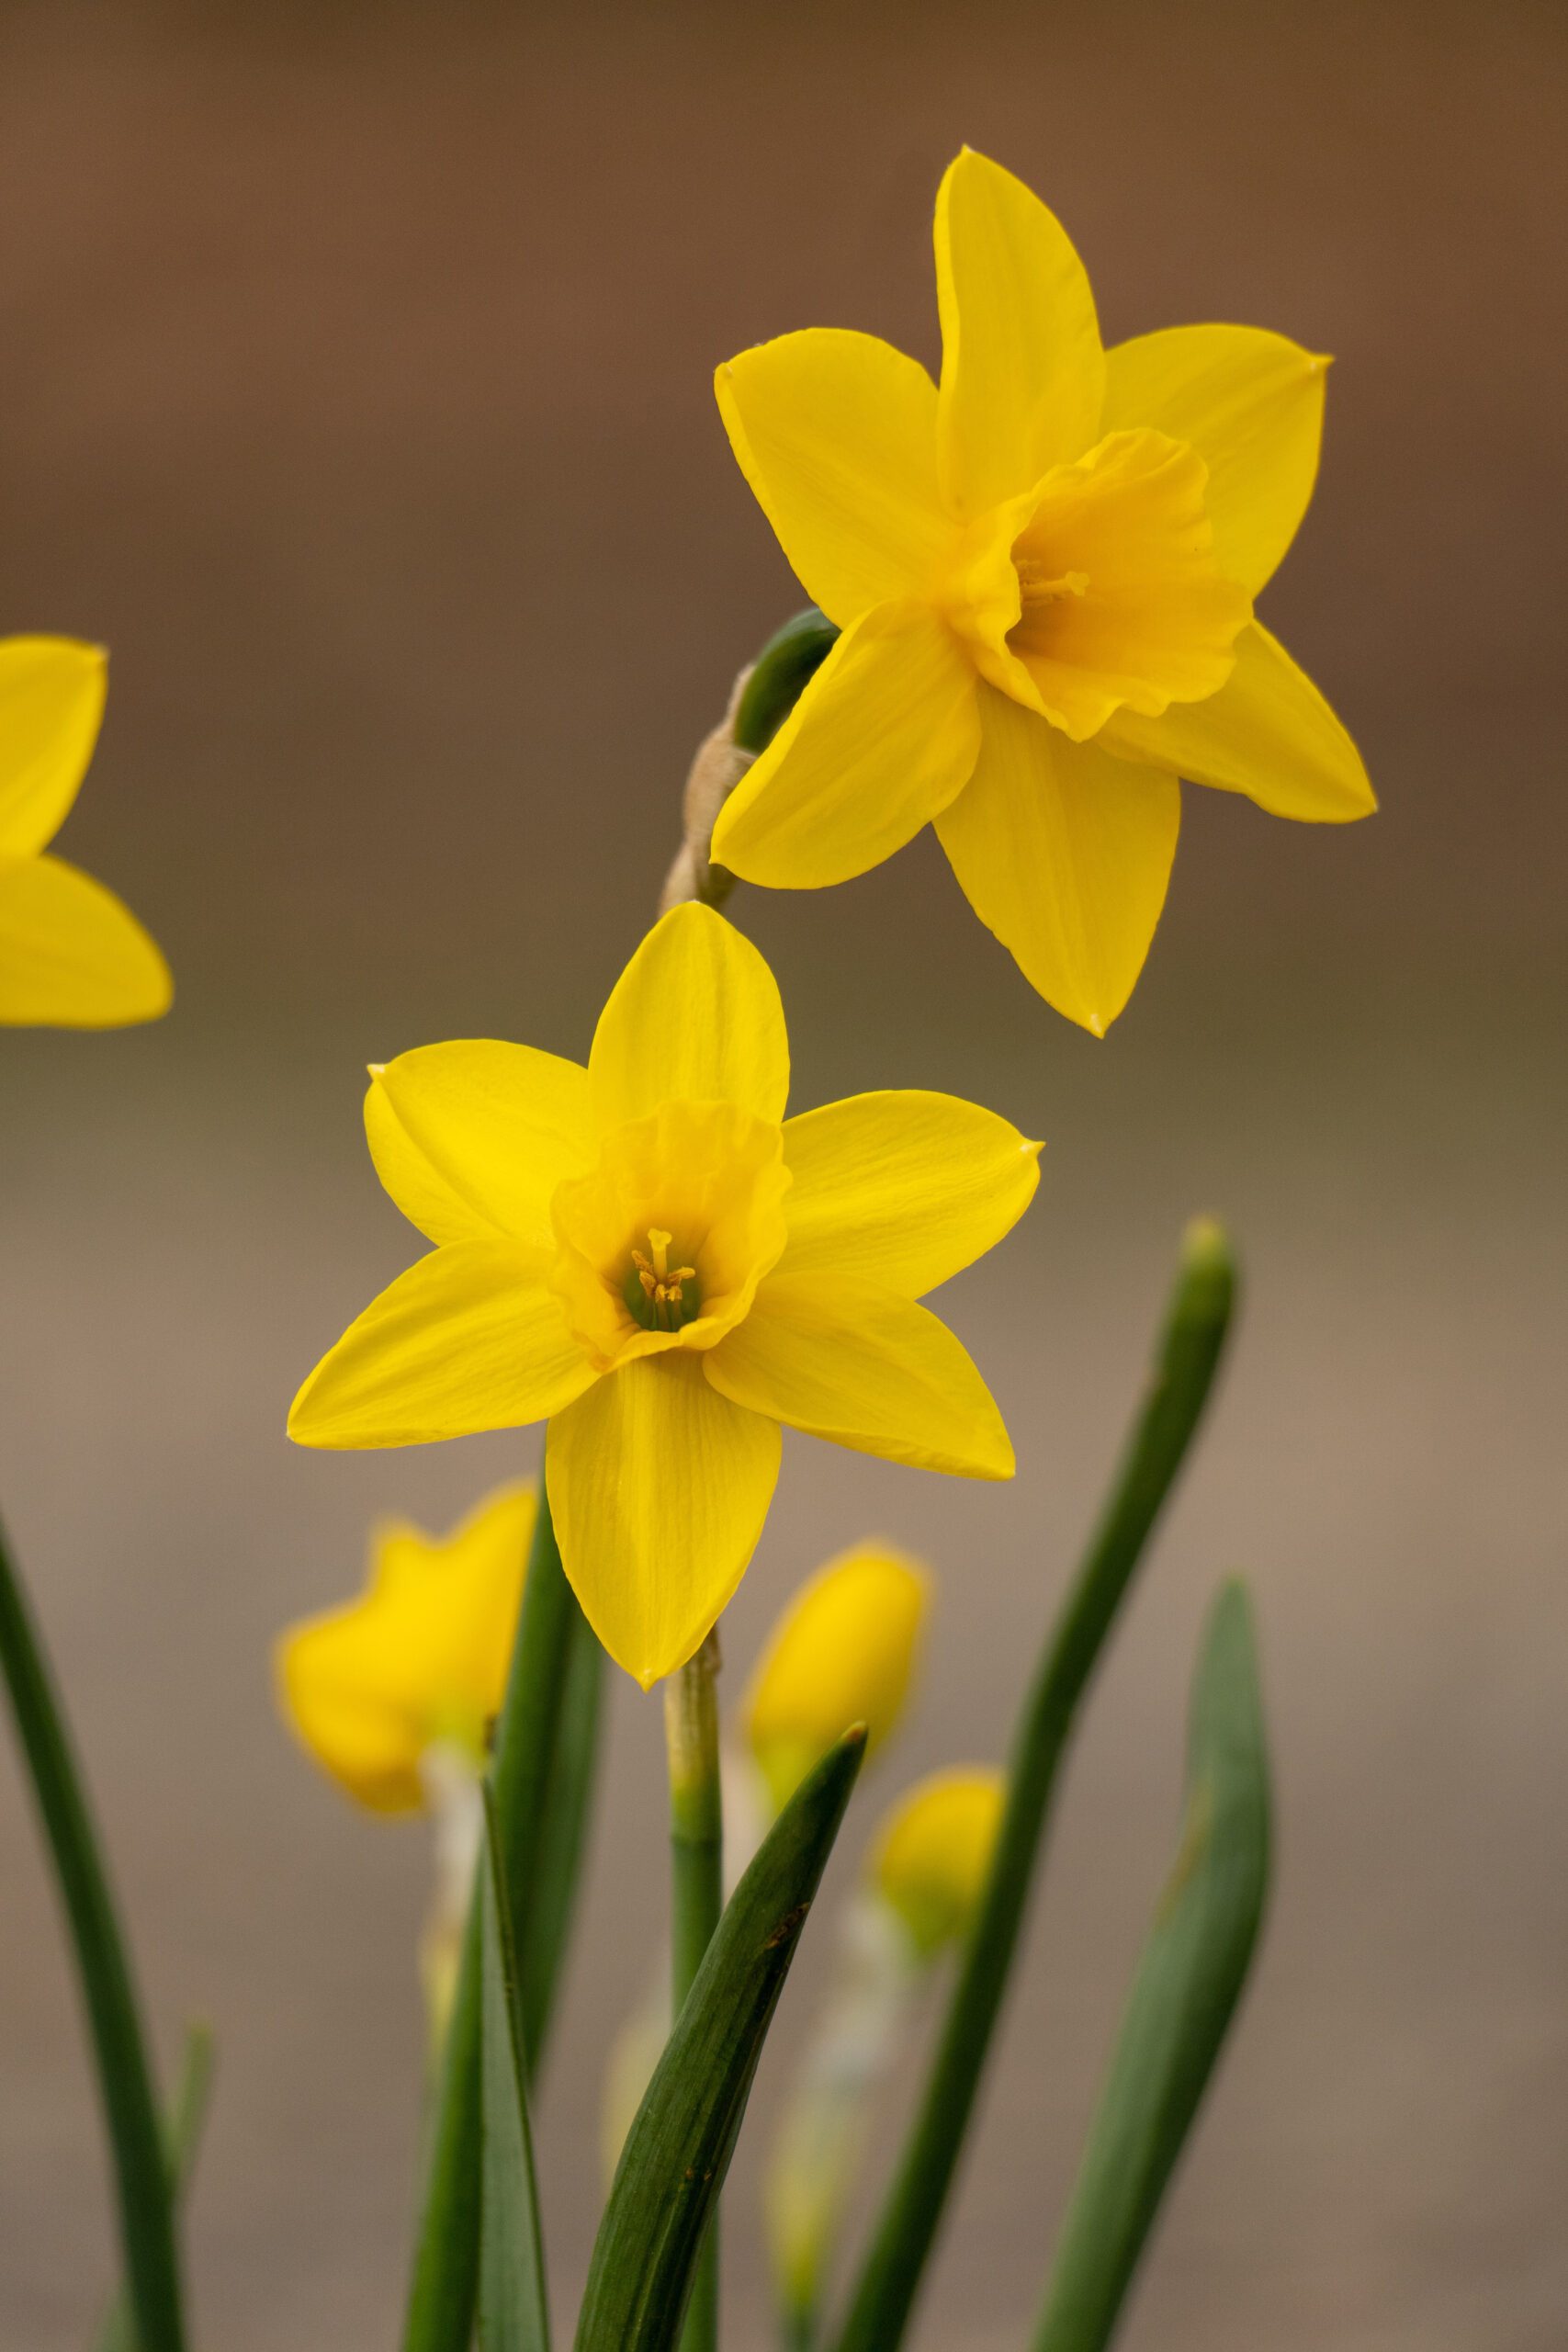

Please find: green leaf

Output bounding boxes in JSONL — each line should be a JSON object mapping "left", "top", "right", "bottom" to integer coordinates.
{"left": 576, "top": 1726, "right": 867, "bottom": 2352}
{"left": 479, "top": 1787, "right": 551, "bottom": 2352}
{"left": 829, "top": 1218, "right": 1238, "bottom": 2352}
{"left": 1033, "top": 1579, "right": 1271, "bottom": 2352}
{"left": 731, "top": 609, "right": 839, "bottom": 756}
{"left": 519, "top": 1594, "right": 604, "bottom": 2074}
{"left": 403, "top": 1484, "right": 589, "bottom": 2352}
{"left": 0, "top": 1519, "right": 188, "bottom": 2352}
{"left": 94, "top": 2022, "right": 217, "bottom": 2352}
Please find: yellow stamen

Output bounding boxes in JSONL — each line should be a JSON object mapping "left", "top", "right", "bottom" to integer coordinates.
{"left": 630, "top": 1230, "right": 698, "bottom": 1332}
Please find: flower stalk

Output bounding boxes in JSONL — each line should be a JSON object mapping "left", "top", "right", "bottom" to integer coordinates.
{"left": 664, "top": 1629, "right": 724, "bottom": 2352}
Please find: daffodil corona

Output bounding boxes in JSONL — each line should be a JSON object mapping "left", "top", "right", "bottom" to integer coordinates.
{"left": 289, "top": 904, "right": 1039, "bottom": 1688}
{"left": 0, "top": 639, "right": 171, "bottom": 1028}
{"left": 713, "top": 149, "right": 1375, "bottom": 1035}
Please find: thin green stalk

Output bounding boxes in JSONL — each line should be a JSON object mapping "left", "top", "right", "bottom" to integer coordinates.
{"left": 402, "top": 1478, "right": 579, "bottom": 2352}
{"left": 829, "top": 1219, "right": 1237, "bottom": 2352}
{"left": 664, "top": 1632, "right": 723, "bottom": 2352}
{"left": 96, "top": 2022, "right": 217, "bottom": 2352}
{"left": 0, "top": 1519, "right": 186, "bottom": 2352}
{"left": 519, "top": 1596, "right": 604, "bottom": 2073}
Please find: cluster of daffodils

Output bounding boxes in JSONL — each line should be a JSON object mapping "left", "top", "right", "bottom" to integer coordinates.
{"left": 0, "top": 144, "right": 1360, "bottom": 2352}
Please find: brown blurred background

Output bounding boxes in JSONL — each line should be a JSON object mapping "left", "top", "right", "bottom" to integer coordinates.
{"left": 1, "top": 2, "right": 1564, "bottom": 2345}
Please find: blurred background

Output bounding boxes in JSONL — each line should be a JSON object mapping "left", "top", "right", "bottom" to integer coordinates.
{"left": 1, "top": 2, "right": 1564, "bottom": 2345}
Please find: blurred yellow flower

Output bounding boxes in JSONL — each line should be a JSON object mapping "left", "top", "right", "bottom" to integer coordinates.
{"left": 713, "top": 148, "right": 1375, "bottom": 1035}
{"left": 289, "top": 903, "right": 1038, "bottom": 1690}
{"left": 0, "top": 639, "right": 171, "bottom": 1028}
{"left": 872, "top": 1767, "right": 1006, "bottom": 1955}
{"left": 742, "top": 1543, "right": 931, "bottom": 1815}
{"left": 275, "top": 1481, "right": 535, "bottom": 1812}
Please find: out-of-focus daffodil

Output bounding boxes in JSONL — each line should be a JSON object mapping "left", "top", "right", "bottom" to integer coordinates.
{"left": 0, "top": 639, "right": 171, "bottom": 1028}
{"left": 276, "top": 1481, "right": 535, "bottom": 2052}
{"left": 872, "top": 1766, "right": 1006, "bottom": 1956}
{"left": 742, "top": 1543, "right": 931, "bottom": 1815}
{"left": 275, "top": 1481, "right": 535, "bottom": 1813}
{"left": 713, "top": 148, "right": 1375, "bottom": 1035}
{"left": 288, "top": 902, "right": 1038, "bottom": 1690}
{"left": 768, "top": 1761, "right": 1007, "bottom": 2339}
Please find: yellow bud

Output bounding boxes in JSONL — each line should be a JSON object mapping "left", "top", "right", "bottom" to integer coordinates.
{"left": 871, "top": 1768, "right": 1006, "bottom": 1957}
{"left": 742, "top": 1544, "right": 931, "bottom": 1816}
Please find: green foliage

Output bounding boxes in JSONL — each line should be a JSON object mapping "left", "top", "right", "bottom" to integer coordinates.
{"left": 829, "top": 1220, "right": 1238, "bottom": 2352}
{"left": 576, "top": 1728, "right": 867, "bottom": 2352}
{"left": 1033, "top": 1580, "right": 1271, "bottom": 2352}
{"left": 479, "top": 1788, "right": 551, "bottom": 2352}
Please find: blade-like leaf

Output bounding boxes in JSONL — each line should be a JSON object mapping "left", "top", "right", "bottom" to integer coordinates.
{"left": 519, "top": 1595, "right": 604, "bottom": 2073}
{"left": 576, "top": 1726, "right": 867, "bottom": 2352}
{"left": 404, "top": 1483, "right": 584, "bottom": 2352}
{"left": 95, "top": 2022, "right": 217, "bottom": 2352}
{"left": 0, "top": 1519, "right": 187, "bottom": 2352}
{"left": 1033, "top": 1579, "right": 1271, "bottom": 2352}
{"left": 479, "top": 1787, "right": 550, "bottom": 2352}
{"left": 829, "top": 1219, "right": 1237, "bottom": 2352}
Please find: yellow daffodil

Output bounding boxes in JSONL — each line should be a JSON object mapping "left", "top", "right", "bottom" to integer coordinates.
{"left": 872, "top": 1767, "right": 1006, "bottom": 1955}
{"left": 275, "top": 1481, "right": 535, "bottom": 1812}
{"left": 712, "top": 148, "right": 1375, "bottom": 1035}
{"left": 742, "top": 1542, "right": 931, "bottom": 1815}
{"left": 0, "top": 639, "right": 171, "bottom": 1028}
{"left": 288, "top": 903, "right": 1038, "bottom": 1689}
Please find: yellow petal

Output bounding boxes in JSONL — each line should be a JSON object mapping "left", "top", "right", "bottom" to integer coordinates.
{"left": 0, "top": 638, "right": 107, "bottom": 856}
{"left": 715, "top": 329, "right": 949, "bottom": 627}
{"left": 711, "top": 603, "right": 980, "bottom": 889}
{"left": 705, "top": 1273, "right": 1013, "bottom": 1480}
{"left": 547, "top": 1353, "right": 781, "bottom": 1688}
{"left": 276, "top": 1481, "right": 536, "bottom": 1812}
{"left": 934, "top": 149, "right": 1104, "bottom": 518}
{"left": 934, "top": 686, "right": 1179, "bottom": 1035}
{"left": 781, "top": 1091, "right": 1040, "bottom": 1298}
{"left": 367, "top": 1043, "right": 593, "bottom": 1249}
{"left": 871, "top": 1767, "right": 1006, "bottom": 1954}
{"left": 0, "top": 854, "right": 171, "bottom": 1028}
{"left": 1100, "top": 620, "right": 1375, "bottom": 822}
{"left": 288, "top": 1240, "right": 594, "bottom": 1449}
{"left": 589, "top": 902, "right": 789, "bottom": 1129}
{"left": 1100, "top": 326, "right": 1328, "bottom": 595}
{"left": 743, "top": 1543, "right": 931, "bottom": 1815}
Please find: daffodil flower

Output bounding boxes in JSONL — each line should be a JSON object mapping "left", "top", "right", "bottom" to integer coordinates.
{"left": 275, "top": 1480, "right": 535, "bottom": 1812}
{"left": 872, "top": 1766, "right": 1007, "bottom": 1957}
{"left": 712, "top": 149, "right": 1375, "bottom": 1035}
{"left": 289, "top": 903, "right": 1039, "bottom": 1688}
{"left": 742, "top": 1542, "right": 931, "bottom": 1815}
{"left": 0, "top": 639, "right": 171, "bottom": 1028}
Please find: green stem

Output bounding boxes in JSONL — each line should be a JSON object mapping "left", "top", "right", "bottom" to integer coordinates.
{"left": 664, "top": 1632, "right": 723, "bottom": 2352}
{"left": 829, "top": 1220, "right": 1237, "bottom": 2352}
{"left": 0, "top": 1519, "right": 186, "bottom": 2352}
{"left": 402, "top": 1479, "right": 579, "bottom": 2352}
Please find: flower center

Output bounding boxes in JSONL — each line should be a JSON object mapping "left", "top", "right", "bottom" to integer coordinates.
{"left": 625, "top": 1227, "right": 702, "bottom": 1332}
{"left": 946, "top": 427, "right": 1252, "bottom": 742}
{"left": 548, "top": 1098, "right": 791, "bottom": 1373}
